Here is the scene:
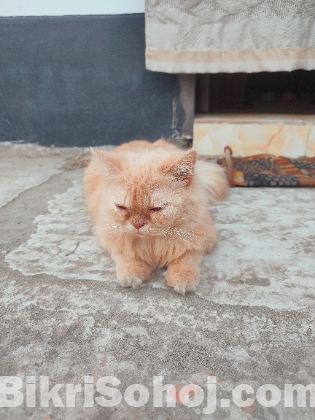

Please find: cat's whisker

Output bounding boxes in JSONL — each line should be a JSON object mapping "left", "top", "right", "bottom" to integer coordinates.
{"left": 156, "top": 227, "right": 205, "bottom": 250}
{"left": 94, "top": 223, "right": 128, "bottom": 240}
{"left": 95, "top": 224, "right": 120, "bottom": 230}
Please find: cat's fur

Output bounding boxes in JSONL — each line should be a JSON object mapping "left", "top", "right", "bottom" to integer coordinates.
{"left": 83, "top": 139, "right": 228, "bottom": 294}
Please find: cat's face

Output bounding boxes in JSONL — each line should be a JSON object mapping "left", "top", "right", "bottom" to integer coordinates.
{"left": 109, "top": 177, "right": 187, "bottom": 237}
{"left": 92, "top": 148, "right": 198, "bottom": 238}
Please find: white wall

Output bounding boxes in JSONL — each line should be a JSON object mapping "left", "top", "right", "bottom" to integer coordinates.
{"left": 0, "top": 0, "right": 145, "bottom": 17}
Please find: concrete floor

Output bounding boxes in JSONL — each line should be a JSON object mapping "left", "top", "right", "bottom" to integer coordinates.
{"left": 1, "top": 142, "right": 315, "bottom": 420}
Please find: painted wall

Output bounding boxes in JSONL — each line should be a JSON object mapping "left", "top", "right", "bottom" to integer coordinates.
{"left": 0, "top": 15, "right": 185, "bottom": 147}
{"left": 0, "top": 1, "right": 194, "bottom": 147}
{"left": 0, "top": 0, "right": 145, "bottom": 17}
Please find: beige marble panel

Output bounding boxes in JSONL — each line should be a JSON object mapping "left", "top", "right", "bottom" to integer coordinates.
{"left": 306, "top": 125, "right": 315, "bottom": 157}
{"left": 195, "top": 113, "right": 315, "bottom": 124}
{"left": 193, "top": 123, "right": 310, "bottom": 157}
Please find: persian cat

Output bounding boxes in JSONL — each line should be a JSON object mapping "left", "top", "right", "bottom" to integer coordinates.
{"left": 83, "top": 139, "right": 228, "bottom": 294}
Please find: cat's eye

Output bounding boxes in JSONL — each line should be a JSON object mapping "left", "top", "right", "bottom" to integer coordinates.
{"left": 150, "top": 207, "right": 163, "bottom": 212}
{"left": 116, "top": 204, "right": 127, "bottom": 210}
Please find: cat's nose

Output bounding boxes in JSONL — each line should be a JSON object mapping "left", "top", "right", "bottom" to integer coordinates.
{"left": 132, "top": 222, "right": 145, "bottom": 230}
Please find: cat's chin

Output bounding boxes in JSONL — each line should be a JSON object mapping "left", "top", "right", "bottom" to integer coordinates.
{"left": 131, "top": 229, "right": 158, "bottom": 238}
{"left": 129, "top": 229, "right": 158, "bottom": 239}
{"left": 124, "top": 228, "right": 146, "bottom": 237}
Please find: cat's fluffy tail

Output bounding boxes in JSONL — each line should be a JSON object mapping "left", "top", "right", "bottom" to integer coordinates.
{"left": 195, "top": 159, "right": 229, "bottom": 202}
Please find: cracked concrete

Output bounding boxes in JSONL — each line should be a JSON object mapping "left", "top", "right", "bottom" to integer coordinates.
{"left": 0, "top": 143, "right": 315, "bottom": 419}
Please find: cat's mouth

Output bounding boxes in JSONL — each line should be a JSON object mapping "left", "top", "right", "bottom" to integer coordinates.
{"left": 129, "top": 225, "right": 167, "bottom": 237}
{"left": 129, "top": 226, "right": 146, "bottom": 236}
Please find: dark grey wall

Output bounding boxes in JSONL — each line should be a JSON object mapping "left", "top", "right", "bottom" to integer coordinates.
{"left": 0, "top": 15, "right": 186, "bottom": 147}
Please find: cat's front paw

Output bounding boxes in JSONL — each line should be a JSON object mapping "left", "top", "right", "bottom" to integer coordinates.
{"left": 118, "top": 276, "right": 143, "bottom": 289}
{"left": 116, "top": 262, "right": 151, "bottom": 289}
{"left": 165, "top": 270, "right": 199, "bottom": 295}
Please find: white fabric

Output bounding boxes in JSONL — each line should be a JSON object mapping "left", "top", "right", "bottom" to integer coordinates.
{"left": 145, "top": 0, "right": 315, "bottom": 73}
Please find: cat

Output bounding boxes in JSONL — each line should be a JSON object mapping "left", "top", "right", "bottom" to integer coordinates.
{"left": 83, "top": 139, "right": 228, "bottom": 294}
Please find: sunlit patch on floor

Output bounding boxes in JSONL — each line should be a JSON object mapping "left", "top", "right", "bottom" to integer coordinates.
{"left": 5, "top": 181, "right": 116, "bottom": 281}
{"left": 5, "top": 182, "right": 315, "bottom": 310}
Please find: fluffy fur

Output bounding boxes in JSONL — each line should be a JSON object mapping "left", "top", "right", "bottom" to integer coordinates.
{"left": 83, "top": 139, "right": 228, "bottom": 294}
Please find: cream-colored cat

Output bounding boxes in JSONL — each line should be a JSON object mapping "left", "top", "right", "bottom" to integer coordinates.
{"left": 83, "top": 139, "right": 228, "bottom": 294}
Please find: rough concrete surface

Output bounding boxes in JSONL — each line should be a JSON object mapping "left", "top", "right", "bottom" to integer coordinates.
{"left": 0, "top": 143, "right": 315, "bottom": 420}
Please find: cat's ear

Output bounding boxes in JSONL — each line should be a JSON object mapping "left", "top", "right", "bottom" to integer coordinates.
{"left": 90, "top": 148, "right": 121, "bottom": 177}
{"left": 162, "top": 149, "right": 197, "bottom": 185}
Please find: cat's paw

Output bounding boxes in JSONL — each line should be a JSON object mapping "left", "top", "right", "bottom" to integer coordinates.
{"left": 118, "top": 276, "right": 143, "bottom": 289}
{"left": 116, "top": 262, "right": 151, "bottom": 289}
{"left": 165, "top": 270, "right": 199, "bottom": 295}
